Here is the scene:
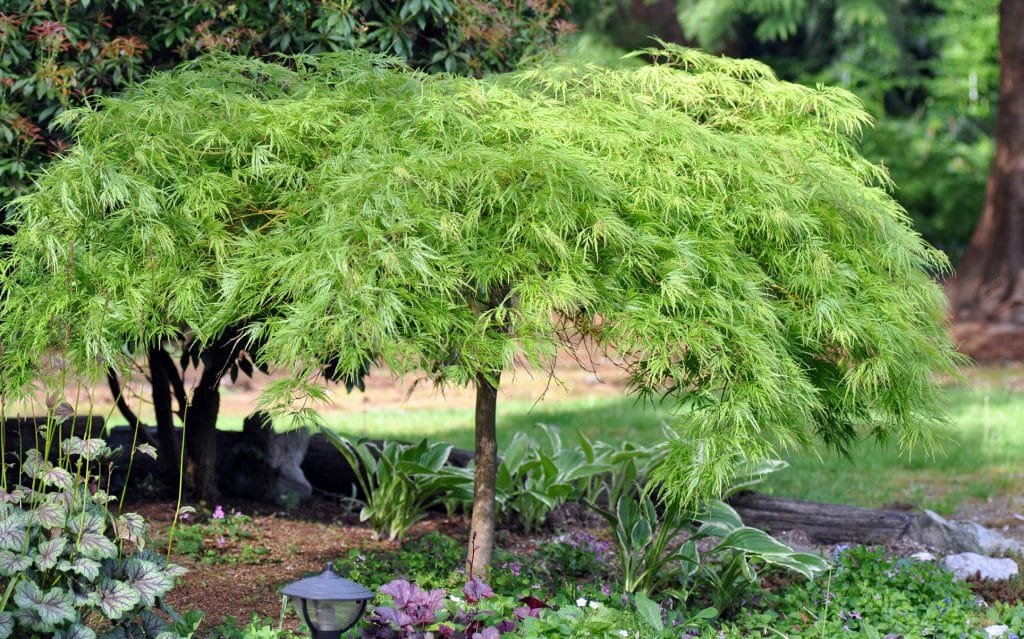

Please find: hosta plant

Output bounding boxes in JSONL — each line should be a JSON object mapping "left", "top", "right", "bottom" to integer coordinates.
{"left": 0, "top": 436, "right": 190, "bottom": 639}
{"left": 593, "top": 494, "right": 829, "bottom": 611}
{"left": 321, "top": 432, "right": 472, "bottom": 542}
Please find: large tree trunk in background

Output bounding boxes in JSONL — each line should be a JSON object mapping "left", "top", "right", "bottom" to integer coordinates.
{"left": 947, "top": 0, "right": 1024, "bottom": 322}
{"left": 468, "top": 372, "right": 500, "bottom": 574}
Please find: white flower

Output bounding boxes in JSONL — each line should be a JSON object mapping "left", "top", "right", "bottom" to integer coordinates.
{"left": 450, "top": 595, "right": 464, "bottom": 603}
{"left": 617, "top": 631, "right": 629, "bottom": 638}
{"left": 576, "top": 597, "right": 588, "bottom": 607}
{"left": 588, "top": 600, "right": 600, "bottom": 610}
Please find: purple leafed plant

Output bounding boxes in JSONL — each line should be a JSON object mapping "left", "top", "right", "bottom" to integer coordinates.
{"left": 374, "top": 580, "right": 446, "bottom": 628}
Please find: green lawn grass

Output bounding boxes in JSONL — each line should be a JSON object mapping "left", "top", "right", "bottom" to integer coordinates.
{"left": 119, "top": 384, "right": 1024, "bottom": 514}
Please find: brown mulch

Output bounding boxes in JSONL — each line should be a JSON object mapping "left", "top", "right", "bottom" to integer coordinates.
{"left": 952, "top": 321, "right": 1024, "bottom": 364}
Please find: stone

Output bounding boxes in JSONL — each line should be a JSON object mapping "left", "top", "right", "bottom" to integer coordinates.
{"left": 941, "top": 552, "right": 1019, "bottom": 581}
{"left": 907, "top": 510, "right": 1024, "bottom": 554}
{"left": 985, "top": 625, "right": 1010, "bottom": 638}
{"left": 910, "top": 551, "right": 936, "bottom": 561}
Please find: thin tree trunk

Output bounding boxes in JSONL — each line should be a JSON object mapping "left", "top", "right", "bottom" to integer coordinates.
{"left": 947, "top": 0, "right": 1024, "bottom": 322}
{"left": 468, "top": 371, "right": 500, "bottom": 574}
{"left": 148, "top": 347, "right": 180, "bottom": 487}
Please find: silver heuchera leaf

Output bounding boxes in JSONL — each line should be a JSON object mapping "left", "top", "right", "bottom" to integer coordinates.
{"left": 73, "top": 590, "right": 100, "bottom": 608}
{"left": 0, "top": 550, "right": 33, "bottom": 576}
{"left": 61, "top": 437, "right": 109, "bottom": 461}
{"left": 58, "top": 557, "right": 102, "bottom": 581}
{"left": 21, "top": 450, "right": 44, "bottom": 479}
{"left": 0, "top": 514, "right": 27, "bottom": 551}
{"left": 95, "top": 579, "right": 140, "bottom": 620}
{"left": 56, "top": 625, "right": 97, "bottom": 639}
{"left": 0, "top": 487, "right": 27, "bottom": 505}
{"left": 12, "top": 580, "right": 76, "bottom": 630}
{"left": 0, "top": 611, "right": 12, "bottom": 639}
{"left": 75, "top": 532, "right": 117, "bottom": 560}
{"left": 164, "top": 563, "right": 188, "bottom": 578}
{"left": 39, "top": 466, "right": 74, "bottom": 490}
{"left": 135, "top": 444, "right": 158, "bottom": 460}
{"left": 35, "top": 537, "right": 68, "bottom": 570}
{"left": 33, "top": 500, "right": 67, "bottom": 529}
{"left": 123, "top": 559, "right": 174, "bottom": 606}
{"left": 114, "top": 513, "right": 146, "bottom": 549}
{"left": 67, "top": 513, "right": 105, "bottom": 535}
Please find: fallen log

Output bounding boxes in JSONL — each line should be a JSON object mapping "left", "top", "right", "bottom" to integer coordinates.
{"left": 728, "top": 492, "right": 914, "bottom": 545}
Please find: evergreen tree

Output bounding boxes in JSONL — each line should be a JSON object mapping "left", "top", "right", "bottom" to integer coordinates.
{"left": 0, "top": 47, "right": 959, "bottom": 568}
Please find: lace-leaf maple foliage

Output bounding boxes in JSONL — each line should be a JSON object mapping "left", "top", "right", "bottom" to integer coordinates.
{"left": 0, "top": 46, "right": 959, "bottom": 560}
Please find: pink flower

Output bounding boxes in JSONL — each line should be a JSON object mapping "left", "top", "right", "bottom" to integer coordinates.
{"left": 217, "top": 536, "right": 225, "bottom": 548}
{"left": 212, "top": 505, "right": 225, "bottom": 520}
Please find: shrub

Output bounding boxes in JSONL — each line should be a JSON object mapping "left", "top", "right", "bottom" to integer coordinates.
{"left": 0, "top": 435, "right": 191, "bottom": 639}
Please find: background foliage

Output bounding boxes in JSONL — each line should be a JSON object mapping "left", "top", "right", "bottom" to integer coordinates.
{"left": 0, "top": 0, "right": 571, "bottom": 212}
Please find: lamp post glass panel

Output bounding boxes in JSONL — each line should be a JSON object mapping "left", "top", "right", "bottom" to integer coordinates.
{"left": 282, "top": 565, "right": 373, "bottom": 638}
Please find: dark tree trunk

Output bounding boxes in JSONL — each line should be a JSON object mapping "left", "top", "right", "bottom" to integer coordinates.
{"left": 148, "top": 347, "right": 181, "bottom": 487}
{"left": 185, "top": 343, "right": 234, "bottom": 501}
{"left": 947, "top": 0, "right": 1024, "bottom": 322}
{"left": 468, "top": 372, "right": 500, "bottom": 574}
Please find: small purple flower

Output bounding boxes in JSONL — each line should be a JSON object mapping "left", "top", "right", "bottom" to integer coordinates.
{"left": 212, "top": 505, "right": 225, "bottom": 520}
{"left": 463, "top": 576, "right": 495, "bottom": 604}
{"left": 832, "top": 544, "right": 850, "bottom": 560}
{"left": 600, "top": 583, "right": 611, "bottom": 597}
{"left": 216, "top": 536, "right": 225, "bottom": 549}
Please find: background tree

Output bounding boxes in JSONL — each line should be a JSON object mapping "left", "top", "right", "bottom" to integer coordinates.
{"left": 0, "top": 0, "right": 569, "bottom": 499}
{"left": 946, "top": 0, "right": 1024, "bottom": 323}
{"left": 0, "top": 48, "right": 959, "bottom": 568}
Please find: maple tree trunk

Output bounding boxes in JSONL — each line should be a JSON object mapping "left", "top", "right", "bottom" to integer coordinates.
{"left": 185, "top": 344, "right": 233, "bottom": 501}
{"left": 947, "top": 0, "right": 1024, "bottom": 322}
{"left": 148, "top": 347, "right": 181, "bottom": 487}
{"left": 468, "top": 371, "right": 500, "bottom": 574}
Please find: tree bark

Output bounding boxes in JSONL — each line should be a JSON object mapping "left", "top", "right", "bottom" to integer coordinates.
{"left": 947, "top": 0, "right": 1024, "bottom": 322}
{"left": 468, "top": 371, "right": 500, "bottom": 574}
{"left": 148, "top": 347, "right": 181, "bottom": 487}
{"left": 185, "top": 345, "right": 233, "bottom": 501}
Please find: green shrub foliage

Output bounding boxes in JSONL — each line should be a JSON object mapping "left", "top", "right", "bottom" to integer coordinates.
{"left": 0, "top": 46, "right": 959, "bottom": 505}
{"left": 0, "top": 0, "right": 570, "bottom": 206}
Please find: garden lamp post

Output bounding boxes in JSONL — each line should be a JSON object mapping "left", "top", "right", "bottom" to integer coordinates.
{"left": 282, "top": 564, "right": 374, "bottom": 638}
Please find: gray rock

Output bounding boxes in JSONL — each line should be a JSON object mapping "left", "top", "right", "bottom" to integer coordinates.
{"left": 910, "top": 551, "right": 936, "bottom": 561}
{"left": 941, "top": 552, "right": 1019, "bottom": 581}
{"left": 907, "top": 510, "right": 1024, "bottom": 554}
{"left": 985, "top": 625, "right": 1010, "bottom": 638}
{"left": 266, "top": 427, "right": 313, "bottom": 504}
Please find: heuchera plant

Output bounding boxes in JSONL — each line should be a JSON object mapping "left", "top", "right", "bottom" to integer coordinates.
{"left": 0, "top": 435, "right": 190, "bottom": 639}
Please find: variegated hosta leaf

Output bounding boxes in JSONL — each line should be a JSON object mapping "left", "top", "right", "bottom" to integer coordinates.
{"left": 0, "top": 514, "right": 27, "bottom": 551}
{"left": 75, "top": 532, "right": 118, "bottom": 560}
{"left": 0, "top": 611, "right": 12, "bottom": 639}
{"left": 123, "top": 559, "right": 174, "bottom": 606}
{"left": 67, "top": 513, "right": 105, "bottom": 536}
{"left": 33, "top": 500, "right": 68, "bottom": 529}
{"left": 35, "top": 537, "right": 68, "bottom": 570}
{"left": 56, "top": 624, "right": 98, "bottom": 639}
{"left": 0, "top": 550, "right": 33, "bottom": 576}
{"left": 12, "top": 580, "right": 76, "bottom": 630}
{"left": 95, "top": 579, "right": 141, "bottom": 620}
{"left": 59, "top": 557, "right": 102, "bottom": 581}
{"left": 40, "top": 466, "right": 74, "bottom": 490}
{"left": 61, "top": 437, "right": 109, "bottom": 461}
{"left": 22, "top": 450, "right": 44, "bottom": 479}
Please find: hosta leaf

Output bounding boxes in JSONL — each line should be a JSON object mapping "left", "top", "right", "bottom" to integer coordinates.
{"left": 95, "top": 579, "right": 140, "bottom": 620}
{"left": 56, "top": 625, "right": 98, "bottom": 639}
{"left": 124, "top": 559, "right": 174, "bottom": 606}
{"left": 0, "top": 550, "right": 32, "bottom": 576}
{"left": 40, "top": 466, "right": 74, "bottom": 490}
{"left": 0, "top": 612, "right": 11, "bottom": 639}
{"left": 33, "top": 500, "right": 67, "bottom": 529}
{"left": 36, "top": 537, "right": 68, "bottom": 570}
{"left": 0, "top": 514, "right": 27, "bottom": 551}
{"left": 13, "top": 580, "right": 76, "bottom": 630}
{"left": 75, "top": 532, "right": 118, "bottom": 560}
{"left": 58, "top": 557, "right": 102, "bottom": 581}
{"left": 61, "top": 437, "right": 109, "bottom": 460}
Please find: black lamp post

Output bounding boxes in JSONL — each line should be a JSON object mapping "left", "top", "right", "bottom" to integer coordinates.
{"left": 282, "top": 564, "right": 374, "bottom": 639}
